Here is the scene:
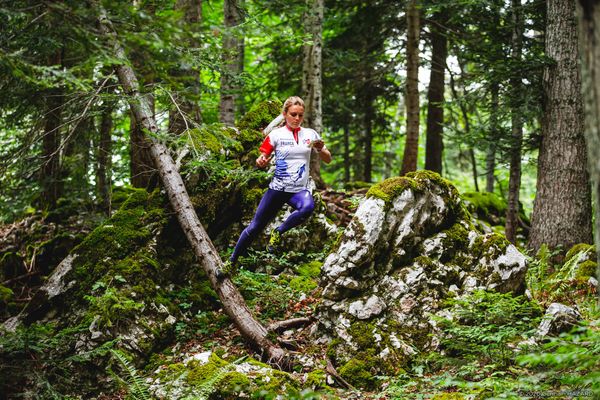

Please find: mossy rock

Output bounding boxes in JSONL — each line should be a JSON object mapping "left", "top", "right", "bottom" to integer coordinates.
{"left": 297, "top": 260, "right": 322, "bottom": 278}
{"left": 565, "top": 243, "right": 596, "bottom": 263}
{"left": 462, "top": 191, "right": 507, "bottom": 219}
{"left": 575, "top": 260, "right": 597, "bottom": 279}
{"left": 366, "top": 176, "right": 421, "bottom": 203}
{"left": 237, "top": 99, "right": 282, "bottom": 131}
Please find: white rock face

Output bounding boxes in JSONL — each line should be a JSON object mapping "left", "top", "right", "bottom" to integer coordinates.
{"left": 535, "top": 302, "right": 581, "bottom": 338}
{"left": 316, "top": 172, "right": 529, "bottom": 374}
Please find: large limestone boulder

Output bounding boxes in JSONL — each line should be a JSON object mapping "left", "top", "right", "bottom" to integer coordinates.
{"left": 316, "top": 171, "right": 528, "bottom": 388}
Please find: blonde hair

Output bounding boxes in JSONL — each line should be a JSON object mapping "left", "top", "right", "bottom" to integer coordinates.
{"left": 282, "top": 96, "right": 305, "bottom": 114}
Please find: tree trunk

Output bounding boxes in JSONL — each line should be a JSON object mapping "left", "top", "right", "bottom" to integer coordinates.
{"left": 505, "top": 0, "right": 524, "bottom": 244}
{"left": 424, "top": 12, "right": 447, "bottom": 174}
{"left": 302, "top": 0, "right": 325, "bottom": 188}
{"left": 40, "top": 49, "right": 64, "bottom": 210}
{"left": 485, "top": 83, "right": 499, "bottom": 193}
{"left": 97, "top": 10, "right": 289, "bottom": 367}
{"left": 449, "top": 67, "right": 479, "bottom": 191}
{"left": 219, "top": 0, "right": 244, "bottom": 126}
{"left": 364, "top": 102, "right": 373, "bottom": 182}
{"left": 130, "top": 99, "right": 158, "bottom": 190}
{"left": 529, "top": 0, "right": 593, "bottom": 253}
{"left": 97, "top": 91, "right": 115, "bottom": 214}
{"left": 343, "top": 124, "right": 350, "bottom": 183}
{"left": 401, "top": 0, "right": 421, "bottom": 175}
{"left": 576, "top": 0, "right": 600, "bottom": 270}
{"left": 169, "top": 0, "right": 203, "bottom": 135}
{"left": 64, "top": 116, "right": 93, "bottom": 202}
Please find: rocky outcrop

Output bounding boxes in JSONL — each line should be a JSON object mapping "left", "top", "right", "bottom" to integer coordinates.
{"left": 316, "top": 171, "right": 528, "bottom": 388}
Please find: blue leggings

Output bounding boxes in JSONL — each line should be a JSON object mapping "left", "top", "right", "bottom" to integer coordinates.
{"left": 230, "top": 189, "right": 315, "bottom": 261}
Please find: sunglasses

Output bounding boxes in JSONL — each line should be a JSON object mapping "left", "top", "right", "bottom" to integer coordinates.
{"left": 289, "top": 112, "right": 304, "bottom": 118}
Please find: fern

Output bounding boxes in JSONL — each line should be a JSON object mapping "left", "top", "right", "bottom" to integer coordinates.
{"left": 109, "top": 349, "right": 151, "bottom": 400}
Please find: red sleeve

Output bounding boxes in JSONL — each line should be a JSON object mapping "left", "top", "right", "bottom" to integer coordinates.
{"left": 259, "top": 135, "right": 274, "bottom": 156}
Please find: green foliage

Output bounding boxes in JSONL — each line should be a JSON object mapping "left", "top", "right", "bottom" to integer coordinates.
{"left": 0, "top": 322, "right": 117, "bottom": 397}
{"left": 516, "top": 322, "right": 600, "bottom": 396}
{"left": 527, "top": 245, "right": 598, "bottom": 315}
{"left": 433, "top": 290, "right": 541, "bottom": 373}
{"left": 109, "top": 349, "right": 151, "bottom": 400}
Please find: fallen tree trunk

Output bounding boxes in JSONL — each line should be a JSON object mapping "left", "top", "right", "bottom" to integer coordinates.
{"left": 97, "top": 9, "right": 288, "bottom": 367}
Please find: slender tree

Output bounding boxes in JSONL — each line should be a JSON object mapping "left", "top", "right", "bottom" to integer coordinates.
{"left": 401, "top": 0, "right": 421, "bottom": 175}
{"left": 40, "top": 49, "right": 64, "bottom": 209}
{"left": 577, "top": 0, "right": 600, "bottom": 269}
{"left": 170, "top": 0, "right": 203, "bottom": 135}
{"left": 97, "top": 88, "right": 115, "bottom": 214}
{"left": 302, "top": 0, "right": 325, "bottom": 188}
{"left": 485, "top": 83, "right": 499, "bottom": 193}
{"left": 220, "top": 0, "right": 244, "bottom": 126}
{"left": 529, "top": 0, "right": 593, "bottom": 253}
{"left": 424, "top": 11, "right": 447, "bottom": 174}
{"left": 505, "top": 0, "right": 524, "bottom": 243}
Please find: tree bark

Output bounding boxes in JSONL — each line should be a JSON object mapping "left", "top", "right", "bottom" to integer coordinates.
{"left": 529, "top": 0, "right": 593, "bottom": 253}
{"left": 302, "top": 0, "right": 325, "bottom": 188}
{"left": 40, "top": 49, "right": 64, "bottom": 210}
{"left": 219, "top": 0, "right": 244, "bottom": 126}
{"left": 363, "top": 99, "right": 374, "bottom": 182}
{"left": 97, "top": 90, "right": 115, "bottom": 214}
{"left": 485, "top": 83, "right": 499, "bottom": 193}
{"left": 130, "top": 99, "right": 158, "bottom": 190}
{"left": 424, "top": 12, "right": 447, "bottom": 174}
{"left": 505, "top": 0, "right": 524, "bottom": 244}
{"left": 576, "top": 0, "right": 600, "bottom": 270}
{"left": 401, "top": 0, "right": 421, "bottom": 175}
{"left": 343, "top": 124, "right": 350, "bottom": 183}
{"left": 170, "top": 0, "right": 203, "bottom": 135}
{"left": 97, "top": 9, "right": 288, "bottom": 366}
{"left": 449, "top": 67, "right": 479, "bottom": 191}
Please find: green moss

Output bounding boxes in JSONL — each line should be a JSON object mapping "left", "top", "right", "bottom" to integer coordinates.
{"left": 0, "top": 284, "right": 14, "bottom": 302}
{"left": 305, "top": 369, "right": 331, "bottom": 391}
{"left": 187, "top": 353, "right": 230, "bottom": 386}
{"left": 297, "top": 261, "right": 322, "bottom": 278}
{"left": 188, "top": 127, "right": 223, "bottom": 154}
{"left": 338, "top": 356, "right": 377, "bottom": 390}
{"left": 288, "top": 276, "right": 317, "bottom": 292}
{"left": 348, "top": 321, "right": 376, "bottom": 349}
{"left": 214, "top": 371, "right": 251, "bottom": 398}
{"left": 470, "top": 233, "right": 510, "bottom": 261}
{"left": 406, "top": 170, "right": 460, "bottom": 198}
{"left": 442, "top": 223, "right": 470, "bottom": 248}
{"left": 237, "top": 99, "right": 282, "bottom": 131}
{"left": 366, "top": 176, "right": 421, "bottom": 203}
{"left": 565, "top": 243, "right": 596, "bottom": 262}
{"left": 575, "top": 260, "right": 597, "bottom": 279}
{"left": 241, "top": 187, "right": 265, "bottom": 212}
{"left": 326, "top": 338, "right": 343, "bottom": 363}
{"left": 462, "top": 191, "right": 507, "bottom": 216}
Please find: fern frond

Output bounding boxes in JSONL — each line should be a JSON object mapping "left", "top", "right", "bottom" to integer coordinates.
{"left": 109, "top": 349, "right": 151, "bottom": 400}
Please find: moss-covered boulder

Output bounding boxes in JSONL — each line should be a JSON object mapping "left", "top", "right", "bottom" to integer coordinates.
{"left": 316, "top": 171, "right": 528, "bottom": 389}
{"left": 148, "top": 351, "right": 303, "bottom": 399}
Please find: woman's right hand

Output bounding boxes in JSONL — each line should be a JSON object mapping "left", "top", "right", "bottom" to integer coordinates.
{"left": 256, "top": 154, "right": 271, "bottom": 169}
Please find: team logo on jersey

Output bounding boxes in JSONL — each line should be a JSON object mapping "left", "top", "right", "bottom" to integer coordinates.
{"left": 304, "top": 139, "right": 311, "bottom": 145}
